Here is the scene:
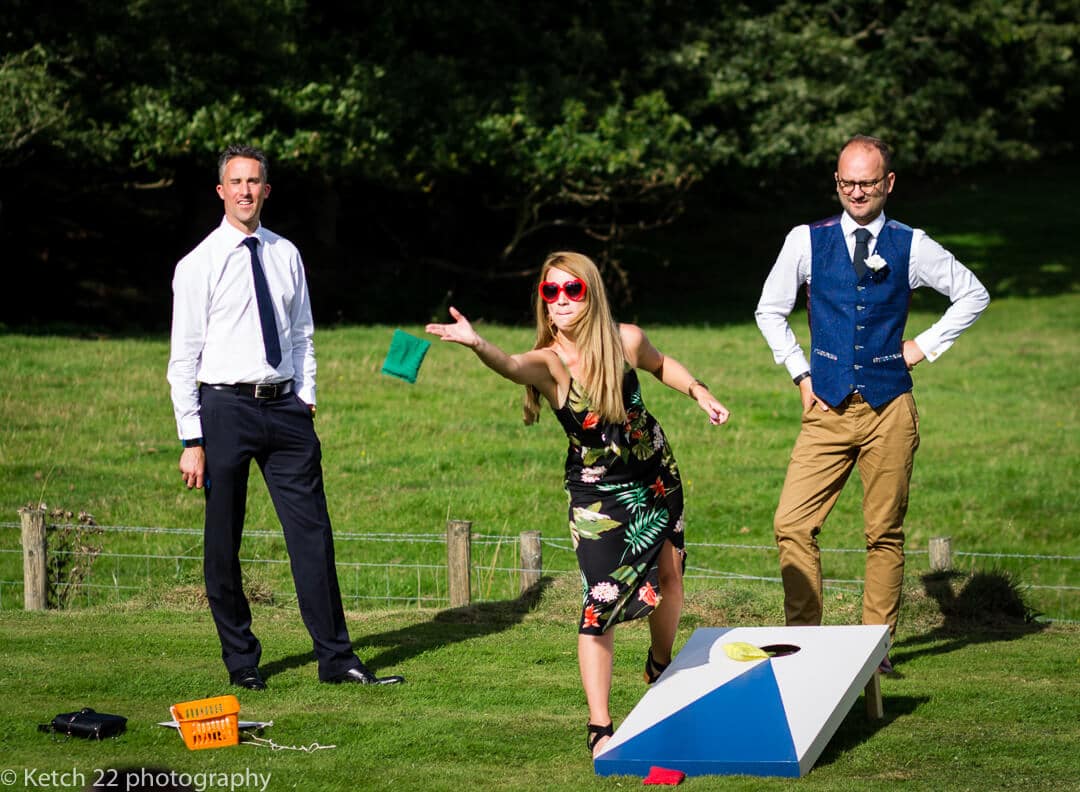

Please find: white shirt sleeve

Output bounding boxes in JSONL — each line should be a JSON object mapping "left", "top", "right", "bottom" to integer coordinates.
{"left": 755, "top": 225, "right": 812, "bottom": 379}
{"left": 289, "top": 253, "right": 318, "bottom": 405}
{"left": 166, "top": 253, "right": 208, "bottom": 439}
{"left": 908, "top": 230, "right": 991, "bottom": 362}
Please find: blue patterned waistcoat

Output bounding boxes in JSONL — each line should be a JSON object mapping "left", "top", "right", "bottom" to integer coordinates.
{"left": 807, "top": 215, "right": 914, "bottom": 408}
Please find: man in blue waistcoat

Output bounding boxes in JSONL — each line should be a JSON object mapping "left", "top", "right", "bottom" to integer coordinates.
{"left": 755, "top": 135, "right": 989, "bottom": 672}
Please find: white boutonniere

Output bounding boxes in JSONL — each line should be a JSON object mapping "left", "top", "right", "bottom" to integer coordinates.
{"left": 865, "top": 253, "right": 888, "bottom": 272}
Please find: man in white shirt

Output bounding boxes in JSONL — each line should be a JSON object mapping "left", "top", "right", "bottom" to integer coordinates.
{"left": 167, "top": 145, "right": 403, "bottom": 688}
{"left": 755, "top": 135, "right": 989, "bottom": 671}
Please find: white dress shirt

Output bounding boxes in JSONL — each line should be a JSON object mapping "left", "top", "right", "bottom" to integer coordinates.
{"left": 755, "top": 211, "right": 990, "bottom": 380}
{"left": 167, "top": 218, "right": 317, "bottom": 439}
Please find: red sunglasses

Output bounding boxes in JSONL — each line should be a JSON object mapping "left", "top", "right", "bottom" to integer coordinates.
{"left": 539, "top": 278, "right": 587, "bottom": 303}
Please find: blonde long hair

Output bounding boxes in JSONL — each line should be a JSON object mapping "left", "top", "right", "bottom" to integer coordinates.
{"left": 523, "top": 252, "right": 626, "bottom": 425}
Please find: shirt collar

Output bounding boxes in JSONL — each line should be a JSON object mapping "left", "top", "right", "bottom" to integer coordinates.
{"left": 840, "top": 212, "right": 886, "bottom": 240}
{"left": 218, "top": 216, "right": 264, "bottom": 247}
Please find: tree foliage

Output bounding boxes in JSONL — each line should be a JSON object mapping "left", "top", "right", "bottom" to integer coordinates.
{"left": 1, "top": 0, "right": 1077, "bottom": 325}
{"left": 0, "top": 46, "right": 70, "bottom": 164}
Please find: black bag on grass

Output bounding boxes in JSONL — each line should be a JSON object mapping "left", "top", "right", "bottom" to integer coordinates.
{"left": 40, "top": 708, "right": 127, "bottom": 739}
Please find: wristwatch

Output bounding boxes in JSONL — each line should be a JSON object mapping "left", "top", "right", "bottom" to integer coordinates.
{"left": 792, "top": 372, "right": 811, "bottom": 386}
{"left": 181, "top": 437, "right": 205, "bottom": 448}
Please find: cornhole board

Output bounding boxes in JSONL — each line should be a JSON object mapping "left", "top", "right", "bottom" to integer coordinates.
{"left": 594, "top": 625, "right": 890, "bottom": 778}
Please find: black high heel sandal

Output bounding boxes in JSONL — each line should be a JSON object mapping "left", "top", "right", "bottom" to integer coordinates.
{"left": 644, "top": 647, "right": 671, "bottom": 684}
{"left": 587, "top": 721, "right": 614, "bottom": 755}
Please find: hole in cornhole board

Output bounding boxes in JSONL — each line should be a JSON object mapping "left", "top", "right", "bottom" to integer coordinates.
{"left": 760, "top": 644, "right": 801, "bottom": 657}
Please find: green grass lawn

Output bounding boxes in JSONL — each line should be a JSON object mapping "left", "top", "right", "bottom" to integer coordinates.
{"left": 1, "top": 294, "right": 1077, "bottom": 619}
{"left": 0, "top": 577, "right": 1077, "bottom": 791}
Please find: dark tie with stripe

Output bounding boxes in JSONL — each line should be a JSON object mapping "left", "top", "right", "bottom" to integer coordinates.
{"left": 243, "top": 237, "right": 282, "bottom": 367}
{"left": 852, "top": 227, "right": 871, "bottom": 280}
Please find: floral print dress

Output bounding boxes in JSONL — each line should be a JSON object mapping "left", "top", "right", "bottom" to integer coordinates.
{"left": 552, "top": 364, "right": 684, "bottom": 635}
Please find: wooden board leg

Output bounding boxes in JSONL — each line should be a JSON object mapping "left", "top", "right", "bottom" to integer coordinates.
{"left": 864, "top": 672, "right": 884, "bottom": 719}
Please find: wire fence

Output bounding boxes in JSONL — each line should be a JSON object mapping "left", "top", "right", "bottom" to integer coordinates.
{"left": 2, "top": 521, "right": 1078, "bottom": 622}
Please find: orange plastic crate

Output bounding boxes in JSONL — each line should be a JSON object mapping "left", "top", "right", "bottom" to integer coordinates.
{"left": 170, "top": 695, "right": 240, "bottom": 750}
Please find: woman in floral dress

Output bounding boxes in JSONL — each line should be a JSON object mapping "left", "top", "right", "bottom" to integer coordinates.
{"left": 426, "top": 251, "right": 729, "bottom": 758}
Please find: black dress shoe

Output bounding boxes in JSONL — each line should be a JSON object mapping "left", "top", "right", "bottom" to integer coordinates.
{"left": 229, "top": 666, "right": 266, "bottom": 690}
{"left": 324, "top": 663, "right": 404, "bottom": 686}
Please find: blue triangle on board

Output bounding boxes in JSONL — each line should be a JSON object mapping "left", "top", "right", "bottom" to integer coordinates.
{"left": 595, "top": 659, "right": 800, "bottom": 777}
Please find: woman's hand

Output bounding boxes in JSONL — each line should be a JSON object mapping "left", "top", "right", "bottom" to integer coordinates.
{"left": 425, "top": 306, "right": 480, "bottom": 348}
{"left": 696, "top": 392, "right": 731, "bottom": 426}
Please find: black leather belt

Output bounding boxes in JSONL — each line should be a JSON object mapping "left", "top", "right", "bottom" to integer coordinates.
{"left": 205, "top": 381, "right": 293, "bottom": 399}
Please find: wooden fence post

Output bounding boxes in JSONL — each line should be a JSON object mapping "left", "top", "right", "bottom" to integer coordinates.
{"left": 446, "top": 519, "right": 472, "bottom": 608}
{"left": 519, "top": 530, "right": 542, "bottom": 596}
{"left": 929, "top": 536, "right": 953, "bottom": 572}
{"left": 19, "top": 508, "right": 47, "bottom": 611}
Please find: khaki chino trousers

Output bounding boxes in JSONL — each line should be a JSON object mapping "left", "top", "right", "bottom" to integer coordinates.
{"left": 774, "top": 391, "right": 920, "bottom": 636}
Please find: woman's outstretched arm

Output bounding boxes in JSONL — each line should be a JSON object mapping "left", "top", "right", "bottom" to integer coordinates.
{"left": 426, "top": 306, "right": 558, "bottom": 391}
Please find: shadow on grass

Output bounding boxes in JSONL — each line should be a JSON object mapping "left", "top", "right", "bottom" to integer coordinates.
{"left": 814, "top": 693, "right": 930, "bottom": 770}
{"left": 891, "top": 570, "right": 1047, "bottom": 668}
{"left": 260, "top": 577, "right": 554, "bottom": 679}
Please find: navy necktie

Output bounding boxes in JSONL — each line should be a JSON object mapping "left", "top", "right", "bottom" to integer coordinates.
{"left": 243, "top": 237, "right": 282, "bottom": 367}
{"left": 852, "top": 228, "right": 871, "bottom": 280}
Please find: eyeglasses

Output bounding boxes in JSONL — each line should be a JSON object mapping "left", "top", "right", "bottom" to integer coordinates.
{"left": 836, "top": 176, "right": 886, "bottom": 195}
{"left": 539, "top": 278, "right": 587, "bottom": 303}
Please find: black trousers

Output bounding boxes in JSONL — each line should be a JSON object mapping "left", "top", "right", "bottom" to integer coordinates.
{"left": 199, "top": 385, "right": 360, "bottom": 680}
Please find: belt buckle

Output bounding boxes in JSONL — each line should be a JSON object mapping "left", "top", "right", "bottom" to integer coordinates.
{"left": 254, "top": 383, "right": 277, "bottom": 399}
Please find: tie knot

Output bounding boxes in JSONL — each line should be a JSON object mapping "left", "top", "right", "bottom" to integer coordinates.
{"left": 854, "top": 228, "right": 872, "bottom": 243}
{"left": 242, "top": 237, "right": 259, "bottom": 252}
